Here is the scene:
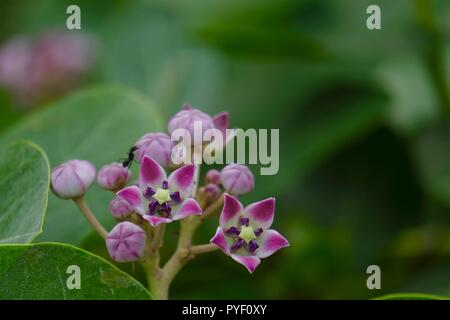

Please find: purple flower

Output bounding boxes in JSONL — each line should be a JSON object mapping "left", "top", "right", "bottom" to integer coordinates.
{"left": 109, "top": 196, "right": 134, "bottom": 219}
{"left": 97, "top": 162, "right": 131, "bottom": 191}
{"left": 115, "top": 155, "right": 202, "bottom": 226}
{"left": 51, "top": 160, "right": 96, "bottom": 199}
{"left": 106, "top": 222, "right": 146, "bottom": 262}
{"left": 210, "top": 194, "right": 289, "bottom": 273}
{"left": 134, "top": 132, "right": 174, "bottom": 167}
{"left": 220, "top": 164, "right": 254, "bottom": 195}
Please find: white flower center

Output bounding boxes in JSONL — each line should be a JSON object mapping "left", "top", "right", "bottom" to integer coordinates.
{"left": 239, "top": 226, "right": 256, "bottom": 243}
{"left": 153, "top": 188, "right": 171, "bottom": 205}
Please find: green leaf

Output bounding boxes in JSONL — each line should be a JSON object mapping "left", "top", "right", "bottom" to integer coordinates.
{"left": 262, "top": 84, "right": 388, "bottom": 197}
{"left": 0, "top": 242, "right": 151, "bottom": 299}
{"left": 0, "top": 141, "right": 50, "bottom": 243}
{"left": 374, "top": 293, "right": 448, "bottom": 300}
{"left": 375, "top": 54, "right": 440, "bottom": 136}
{"left": 413, "top": 123, "right": 450, "bottom": 207}
{"left": 0, "top": 86, "right": 164, "bottom": 245}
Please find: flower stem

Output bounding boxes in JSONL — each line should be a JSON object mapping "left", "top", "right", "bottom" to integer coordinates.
{"left": 73, "top": 196, "right": 108, "bottom": 239}
{"left": 150, "top": 224, "right": 165, "bottom": 250}
{"left": 190, "top": 243, "right": 219, "bottom": 255}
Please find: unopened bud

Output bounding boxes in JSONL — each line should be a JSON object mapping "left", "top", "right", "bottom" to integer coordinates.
{"left": 106, "top": 222, "right": 146, "bottom": 262}
{"left": 97, "top": 162, "right": 131, "bottom": 191}
{"left": 51, "top": 160, "right": 96, "bottom": 199}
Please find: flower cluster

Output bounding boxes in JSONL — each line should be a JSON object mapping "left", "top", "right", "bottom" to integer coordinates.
{"left": 50, "top": 105, "right": 288, "bottom": 276}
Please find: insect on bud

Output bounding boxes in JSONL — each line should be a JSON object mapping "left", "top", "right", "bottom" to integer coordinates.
{"left": 51, "top": 160, "right": 96, "bottom": 199}
{"left": 106, "top": 222, "right": 146, "bottom": 263}
{"left": 109, "top": 196, "right": 134, "bottom": 219}
{"left": 97, "top": 162, "right": 131, "bottom": 191}
{"left": 220, "top": 164, "right": 254, "bottom": 195}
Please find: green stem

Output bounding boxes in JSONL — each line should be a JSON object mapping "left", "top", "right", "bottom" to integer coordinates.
{"left": 73, "top": 196, "right": 108, "bottom": 239}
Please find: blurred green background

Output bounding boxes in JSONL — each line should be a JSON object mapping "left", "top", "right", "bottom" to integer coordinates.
{"left": 0, "top": 0, "right": 449, "bottom": 299}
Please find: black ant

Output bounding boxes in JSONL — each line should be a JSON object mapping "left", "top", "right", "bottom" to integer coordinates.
{"left": 121, "top": 145, "right": 138, "bottom": 169}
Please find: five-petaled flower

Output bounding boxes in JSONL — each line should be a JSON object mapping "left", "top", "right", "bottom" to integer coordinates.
{"left": 210, "top": 194, "right": 289, "bottom": 273}
{"left": 115, "top": 155, "right": 202, "bottom": 226}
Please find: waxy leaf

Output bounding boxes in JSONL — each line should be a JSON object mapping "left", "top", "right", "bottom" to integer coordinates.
{"left": 374, "top": 293, "right": 448, "bottom": 300}
{"left": 0, "top": 141, "right": 50, "bottom": 243}
{"left": 0, "top": 243, "right": 152, "bottom": 299}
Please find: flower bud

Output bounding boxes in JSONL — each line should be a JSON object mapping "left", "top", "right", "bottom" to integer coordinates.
{"left": 109, "top": 196, "right": 134, "bottom": 219}
{"left": 135, "top": 132, "right": 174, "bottom": 167}
{"left": 106, "top": 222, "right": 146, "bottom": 263}
{"left": 168, "top": 105, "right": 215, "bottom": 142}
{"left": 204, "top": 183, "right": 222, "bottom": 200}
{"left": 198, "top": 183, "right": 222, "bottom": 208}
{"left": 51, "top": 160, "right": 96, "bottom": 199}
{"left": 205, "top": 169, "right": 221, "bottom": 185}
{"left": 220, "top": 164, "right": 254, "bottom": 195}
{"left": 97, "top": 162, "right": 131, "bottom": 191}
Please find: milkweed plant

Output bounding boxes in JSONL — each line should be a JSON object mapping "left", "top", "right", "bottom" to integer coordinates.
{"left": 50, "top": 105, "right": 289, "bottom": 299}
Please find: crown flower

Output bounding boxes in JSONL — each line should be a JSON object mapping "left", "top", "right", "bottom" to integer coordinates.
{"left": 115, "top": 155, "right": 202, "bottom": 226}
{"left": 210, "top": 194, "right": 289, "bottom": 273}
{"left": 50, "top": 104, "right": 288, "bottom": 300}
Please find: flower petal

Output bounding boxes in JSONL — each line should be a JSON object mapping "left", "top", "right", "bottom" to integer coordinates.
{"left": 210, "top": 227, "right": 230, "bottom": 255}
{"left": 172, "top": 198, "right": 202, "bottom": 220}
{"left": 256, "top": 229, "right": 289, "bottom": 258}
{"left": 116, "top": 186, "right": 144, "bottom": 215}
{"left": 168, "top": 164, "right": 195, "bottom": 198}
{"left": 219, "top": 193, "right": 243, "bottom": 228}
{"left": 139, "top": 155, "right": 167, "bottom": 189}
{"left": 230, "top": 254, "right": 261, "bottom": 273}
{"left": 212, "top": 112, "right": 228, "bottom": 137}
{"left": 142, "top": 215, "right": 172, "bottom": 227}
{"left": 245, "top": 198, "right": 275, "bottom": 229}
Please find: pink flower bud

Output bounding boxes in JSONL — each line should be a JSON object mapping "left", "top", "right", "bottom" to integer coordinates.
{"left": 97, "top": 162, "right": 131, "bottom": 190}
{"left": 204, "top": 183, "right": 222, "bottom": 200}
{"left": 109, "top": 196, "right": 134, "bottom": 219}
{"left": 198, "top": 183, "right": 222, "bottom": 207}
{"left": 167, "top": 105, "right": 215, "bottom": 142}
{"left": 205, "top": 169, "right": 221, "bottom": 185}
{"left": 51, "top": 160, "right": 96, "bottom": 199}
{"left": 106, "top": 222, "right": 146, "bottom": 262}
{"left": 220, "top": 164, "right": 254, "bottom": 195}
{"left": 134, "top": 132, "right": 174, "bottom": 167}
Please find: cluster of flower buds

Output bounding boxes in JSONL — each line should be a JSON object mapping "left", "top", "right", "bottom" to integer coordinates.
{"left": 0, "top": 31, "right": 96, "bottom": 107}
{"left": 50, "top": 104, "right": 288, "bottom": 273}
